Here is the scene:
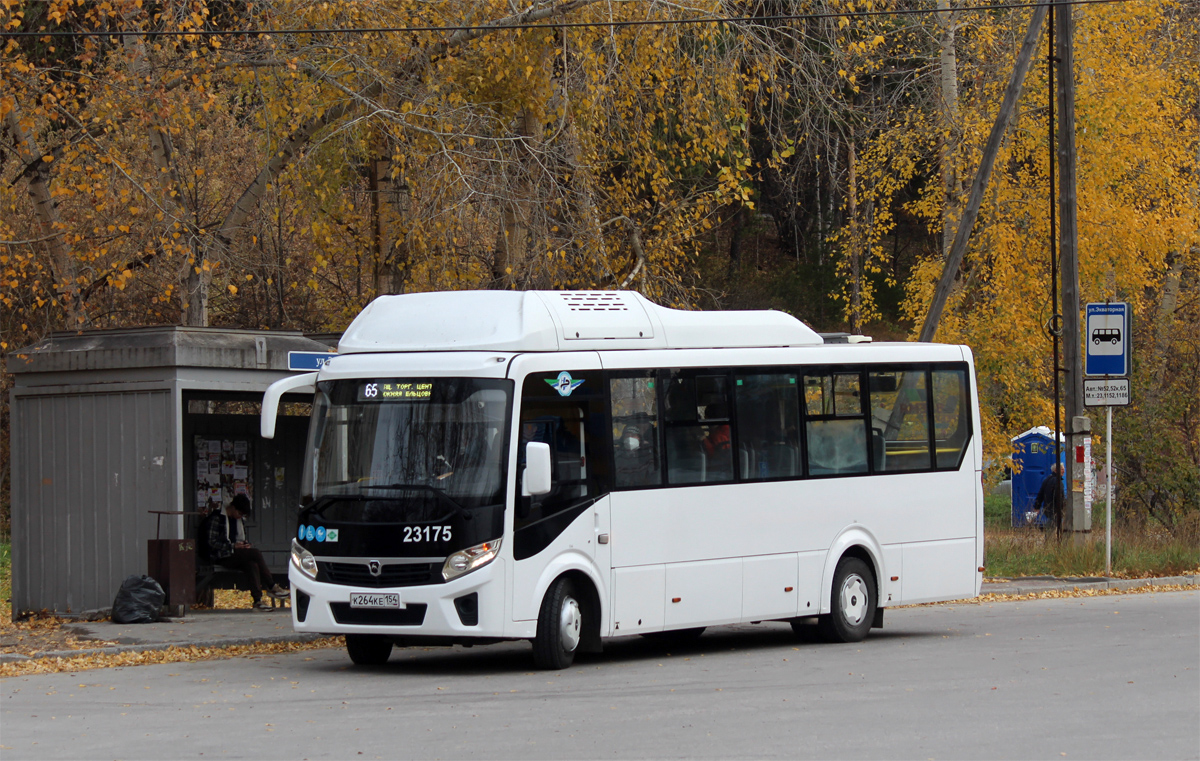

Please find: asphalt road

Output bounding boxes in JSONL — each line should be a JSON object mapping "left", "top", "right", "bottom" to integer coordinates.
{"left": 3, "top": 590, "right": 1197, "bottom": 760}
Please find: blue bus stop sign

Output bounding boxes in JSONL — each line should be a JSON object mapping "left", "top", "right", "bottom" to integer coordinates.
{"left": 1085, "top": 302, "right": 1128, "bottom": 376}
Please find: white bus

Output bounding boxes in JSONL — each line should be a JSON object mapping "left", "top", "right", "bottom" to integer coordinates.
{"left": 262, "top": 290, "right": 983, "bottom": 669}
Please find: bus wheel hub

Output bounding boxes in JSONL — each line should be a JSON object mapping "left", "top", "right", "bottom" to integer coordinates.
{"left": 840, "top": 575, "right": 868, "bottom": 625}
{"left": 560, "top": 597, "right": 582, "bottom": 652}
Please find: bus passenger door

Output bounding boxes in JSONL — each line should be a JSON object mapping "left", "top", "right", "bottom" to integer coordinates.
{"left": 509, "top": 353, "right": 611, "bottom": 624}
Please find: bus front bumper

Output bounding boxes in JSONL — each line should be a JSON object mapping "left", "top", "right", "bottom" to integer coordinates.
{"left": 288, "top": 559, "right": 507, "bottom": 638}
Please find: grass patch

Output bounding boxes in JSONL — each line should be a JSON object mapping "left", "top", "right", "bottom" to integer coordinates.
{"left": 982, "top": 490, "right": 1198, "bottom": 578}
{"left": 985, "top": 526, "right": 1200, "bottom": 578}
{"left": 984, "top": 492, "right": 1011, "bottom": 529}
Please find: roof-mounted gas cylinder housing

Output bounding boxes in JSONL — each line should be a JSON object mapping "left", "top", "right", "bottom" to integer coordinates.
{"left": 336, "top": 290, "right": 822, "bottom": 354}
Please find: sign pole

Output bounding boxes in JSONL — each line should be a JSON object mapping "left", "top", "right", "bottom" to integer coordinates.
{"left": 1106, "top": 404, "right": 1113, "bottom": 576}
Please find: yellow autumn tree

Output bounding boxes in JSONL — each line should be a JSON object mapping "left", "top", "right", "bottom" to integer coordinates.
{"left": 900, "top": 0, "right": 1198, "bottom": 485}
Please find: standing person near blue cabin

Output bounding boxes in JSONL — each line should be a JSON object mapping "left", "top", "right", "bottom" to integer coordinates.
{"left": 208, "top": 494, "right": 288, "bottom": 610}
{"left": 1031, "top": 463, "right": 1065, "bottom": 535}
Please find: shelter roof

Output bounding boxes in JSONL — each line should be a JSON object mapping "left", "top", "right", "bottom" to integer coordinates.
{"left": 6, "top": 326, "right": 331, "bottom": 375}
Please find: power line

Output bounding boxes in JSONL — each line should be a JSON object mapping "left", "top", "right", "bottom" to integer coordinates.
{"left": 0, "top": 0, "right": 1145, "bottom": 39}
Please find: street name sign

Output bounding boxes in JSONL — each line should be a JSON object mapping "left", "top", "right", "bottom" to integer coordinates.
{"left": 1083, "top": 378, "right": 1130, "bottom": 407}
{"left": 1085, "top": 302, "right": 1129, "bottom": 376}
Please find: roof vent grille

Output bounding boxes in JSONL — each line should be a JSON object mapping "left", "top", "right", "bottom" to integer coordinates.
{"left": 562, "top": 291, "right": 630, "bottom": 312}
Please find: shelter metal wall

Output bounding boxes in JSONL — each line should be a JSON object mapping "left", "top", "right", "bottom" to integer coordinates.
{"left": 11, "top": 388, "right": 175, "bottom": 614}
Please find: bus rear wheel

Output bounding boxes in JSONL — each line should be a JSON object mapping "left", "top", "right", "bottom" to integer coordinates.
{"left": 532, "top": 577, "right": 582, "bottom": 670}
{"left": 818, "top": 557, "right": 876, "bottom": 643}
{"left": 346, "top": 633, "right": 393, "bottom": 665}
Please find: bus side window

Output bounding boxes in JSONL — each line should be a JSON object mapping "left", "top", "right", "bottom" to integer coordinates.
{"left": 610, "top": 375, "right": 662, "bottom": 488}
{"left": 868, "top": 369, "right": 932, "bottom": 472}
{"left": 662, "top": 372, "right": 733, "bottom": 485}
{"left": 803, "top": 371, "right": 868, "bottom": 476}
{"left": 932, "top": 369, "right": 970, "bottom": 468}
{"left": 734, "top": 374, "right": 801, "bottom": 480}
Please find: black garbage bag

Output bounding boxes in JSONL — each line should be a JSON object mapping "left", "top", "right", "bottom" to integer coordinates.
{"left": 111, "top": 575, "right": 165, "bottom": 624}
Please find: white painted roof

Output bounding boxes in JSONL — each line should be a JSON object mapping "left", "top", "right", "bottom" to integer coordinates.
{"left": 337, "top": 291, "right": 823, "bottom": 354}
{"left": 1011, "top": 425, "right": 1065, "bottom": 442}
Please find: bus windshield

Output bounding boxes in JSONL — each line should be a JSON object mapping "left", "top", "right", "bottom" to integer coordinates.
{"left": 303, "top": 378, "right": 512, "bottom": 518}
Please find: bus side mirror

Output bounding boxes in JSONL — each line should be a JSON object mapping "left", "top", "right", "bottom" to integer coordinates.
{"left": 522, "top": 442, "right": 553, "bottom": 497}
{"left": 261, "top": 372, "right": 318, "bottom": 439}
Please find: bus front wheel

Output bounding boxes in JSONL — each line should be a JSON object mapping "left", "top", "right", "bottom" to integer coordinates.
{"left": 532, "top": 577, "right": 581, "bottom": 670}
{"left": 818, "top": 557, "right": 876, "bottom": 643}
{"left": 346, "top": 633, "right": 393, "bottom": 665}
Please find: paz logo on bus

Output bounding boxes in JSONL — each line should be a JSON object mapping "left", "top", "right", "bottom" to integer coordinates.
{"left": 547, "top": 371, "right": 585, "bottom": 397}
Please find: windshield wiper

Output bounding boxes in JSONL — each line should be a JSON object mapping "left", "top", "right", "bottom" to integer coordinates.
{"left": 355, "top": 483, "right": 468, "bottom": 512}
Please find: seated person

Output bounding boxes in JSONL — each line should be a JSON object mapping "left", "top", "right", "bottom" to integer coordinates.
{"left": 614, "top": 423, "right": 660, "bottom": 487}
{"left": 701, "top": 403, "right": 733, "bottom": 480}
{"left": 702, "top": 422, "right": 731, "bottom": 457}
{"left": 208, "top": 495, "right": 287, "bottom": 610}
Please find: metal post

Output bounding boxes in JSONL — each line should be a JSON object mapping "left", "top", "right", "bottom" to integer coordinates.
{"left": 1106, "top": 404, "right": 1113, "bottom": 576}
{"left": 1048, "top": 5, "right": 1063, "bottom": 536}
{"left": 1057, "top": 0, "right": 1086, "bottom": 536}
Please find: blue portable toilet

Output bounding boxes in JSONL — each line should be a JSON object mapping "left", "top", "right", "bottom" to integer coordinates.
{"left": 1011, "top": 426, "right": 1066, "bottom": 527}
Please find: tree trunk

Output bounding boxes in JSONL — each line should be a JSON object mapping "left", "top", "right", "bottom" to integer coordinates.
{"left": 937, "top": 0, "right": 962, "bottom": 260}
{"left": 918, "top": 3, "right": 1048, "bottom": 342}
{"left": 493, "top": 108, "right": 539, "bottom": 288}
{"left": 122, "top": 32, "right": 212, "bottom": 326}
{"left": 5, "top": 106, "right": 85, "bottom": 328}
{"left": 848, "top": 140, "right": 862, "bottom": 334}
{"left": 1145, "top": 252, "right": 1184, "bottom": 407}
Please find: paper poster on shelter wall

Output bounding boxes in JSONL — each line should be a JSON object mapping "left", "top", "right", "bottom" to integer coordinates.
{"left": 193, "top": 437, "right": 253, "bottom": 513}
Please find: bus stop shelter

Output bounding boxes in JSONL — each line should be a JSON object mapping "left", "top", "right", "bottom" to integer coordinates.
{"left": 6, "top": 327, "right": 331, "bottom": 618}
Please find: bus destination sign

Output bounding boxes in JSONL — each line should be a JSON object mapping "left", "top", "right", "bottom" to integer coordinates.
{"left": 358, "top": 381, "right": 434, "bottom": 402}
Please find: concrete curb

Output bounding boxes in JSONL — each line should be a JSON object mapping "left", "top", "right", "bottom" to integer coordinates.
{"left": 981, "top": 574, "right": 1198, "bottom": 596}
{"left": 0, "top": 632, "right": 330, "bottom": 665}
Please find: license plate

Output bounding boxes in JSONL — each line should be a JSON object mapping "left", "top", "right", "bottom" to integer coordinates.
{"left": 349, "top": 592, "right": 401, "bottom": 609}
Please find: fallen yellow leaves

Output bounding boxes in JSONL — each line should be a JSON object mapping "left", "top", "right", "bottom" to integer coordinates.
{"left": 0, "top": 637, "right": 343, "bottom": 679}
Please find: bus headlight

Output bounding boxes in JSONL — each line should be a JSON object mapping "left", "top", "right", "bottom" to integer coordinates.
{"left": 291, "top": 538, "right": 318, "bottom": 579}
{"left": 443, "top": 538, "right": 501, "bottom": 581}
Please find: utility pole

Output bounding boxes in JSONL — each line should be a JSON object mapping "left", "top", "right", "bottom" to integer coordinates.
{"left": 1056, "top": 0, "right": 1089, "bottom": 536}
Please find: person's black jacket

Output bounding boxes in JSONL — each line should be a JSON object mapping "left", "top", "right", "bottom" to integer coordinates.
{"left": 1032, "top": 470, "right": 1063, "bottom": 518}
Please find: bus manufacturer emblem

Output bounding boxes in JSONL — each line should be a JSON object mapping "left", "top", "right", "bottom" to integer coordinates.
{"left": 547, "top": 371, "right": 585, "bottom": 397}
{"left": 367, "top": 560, "right": 382, "bottom": 577}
